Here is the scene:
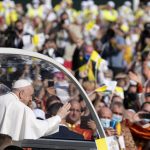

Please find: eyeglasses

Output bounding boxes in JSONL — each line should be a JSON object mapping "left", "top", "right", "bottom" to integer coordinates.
{"left": 70, "top": 109, "right": 81, "bottom": 113}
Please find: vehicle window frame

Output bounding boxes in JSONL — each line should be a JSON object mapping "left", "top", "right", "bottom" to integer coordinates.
{"left": 0, "top": 48, "right": 106, "bottom": 149}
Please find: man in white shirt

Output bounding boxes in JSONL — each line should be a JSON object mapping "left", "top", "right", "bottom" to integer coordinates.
{"left": 0, "top": 79, "right": 70, "bottom": 141}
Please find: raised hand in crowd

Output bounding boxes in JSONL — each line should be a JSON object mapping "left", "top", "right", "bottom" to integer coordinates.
{"left": 57, "top": 103, "right": 71, "bottom": 119}
{"left": 129, "top": 71, "right": 142, "bottom": 84}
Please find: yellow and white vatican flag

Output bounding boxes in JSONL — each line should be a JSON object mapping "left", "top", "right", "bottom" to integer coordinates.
{"left": 95, "top": 136, "right": 120, "bottom": 150}
{"left": 88, "top": 50, "right": 104, "bottom": 81}
{"left": 78, "top": 62, "right": 95, "bottom": 81}
{"left": 89, "top": 50, "right": 108, "bottom": 78}
{"left": 89, "top": 50, "right": 100, "bottom": 62}
{"left": 94, "top": 80, "right": 117, "bottom": 94}
{"left": 95, "top": 85, "right": 107, "bottom": 93}
{"left": 32, "top": 33, "right": 45, "bottom": 48}
{"left": 78, "top": 50, "right": 108, "bottom": 81}
{"left": 87, "top": 61, "right": 95, "bottom": 81}
{"left": 114, "top": 86, "right": 124, "bottom": 99}
{"left": 32, "top": 34, "right": 39, "bottom": 46}
{"left": 78, "top": 64, "right": 88, "bottom": 78}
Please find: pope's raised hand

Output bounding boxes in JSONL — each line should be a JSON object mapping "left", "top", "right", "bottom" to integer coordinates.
{"left": 57, "top": 103, "right": 71, "bottom": 119}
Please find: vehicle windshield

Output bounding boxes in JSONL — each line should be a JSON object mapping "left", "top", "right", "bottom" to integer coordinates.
{"left": 0, "top": 54, "right": 99, "bottom": 143}
{"left": 0, "top": 83, "right": 10, "bottom": 96}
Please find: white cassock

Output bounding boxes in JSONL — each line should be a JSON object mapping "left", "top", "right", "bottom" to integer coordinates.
{"left": 0, "top": 92, "right": 61, "bottom": 141}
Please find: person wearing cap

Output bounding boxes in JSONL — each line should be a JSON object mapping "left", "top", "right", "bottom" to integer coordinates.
{"left": 118, "top": 1, "right": 134, "bottom": 23}
{"left": 100, "top": 1, "right": 118, "bottom": 22}
{"left": 0, "top": 79, "right": 71, "bottom": 141}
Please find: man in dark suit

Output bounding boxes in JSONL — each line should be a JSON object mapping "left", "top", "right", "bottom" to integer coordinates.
{"left": 42, "top": 103, "right": 84, "bottom": 140}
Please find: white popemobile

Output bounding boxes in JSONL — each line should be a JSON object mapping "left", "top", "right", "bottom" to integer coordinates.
{"left": 0, "top": 48, "right": 122, "bottom": 150}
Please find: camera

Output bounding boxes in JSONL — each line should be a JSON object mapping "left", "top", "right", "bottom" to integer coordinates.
{"left": 48, "top": 80, "right": 54, "bottom": 88}
{"left": 139, "top": 113, "right": 150, "bottom": 119}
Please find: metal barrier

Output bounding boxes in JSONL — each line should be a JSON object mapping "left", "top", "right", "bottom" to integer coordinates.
{"left": 14, "top": 139, "right": 97, "bottom": 150}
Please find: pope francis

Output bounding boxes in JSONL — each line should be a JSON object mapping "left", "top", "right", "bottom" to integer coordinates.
{"left": 0, "top": 79, "right": 71, "bottom": 141}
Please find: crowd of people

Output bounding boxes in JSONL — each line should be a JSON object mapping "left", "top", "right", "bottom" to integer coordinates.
{"left": 0, "top": 0, "right": 150, "bottom": 149}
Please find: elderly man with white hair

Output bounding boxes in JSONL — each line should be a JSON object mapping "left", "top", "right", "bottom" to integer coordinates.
{"left": 0, "top": 79, "right": 70, "bottom": 141}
